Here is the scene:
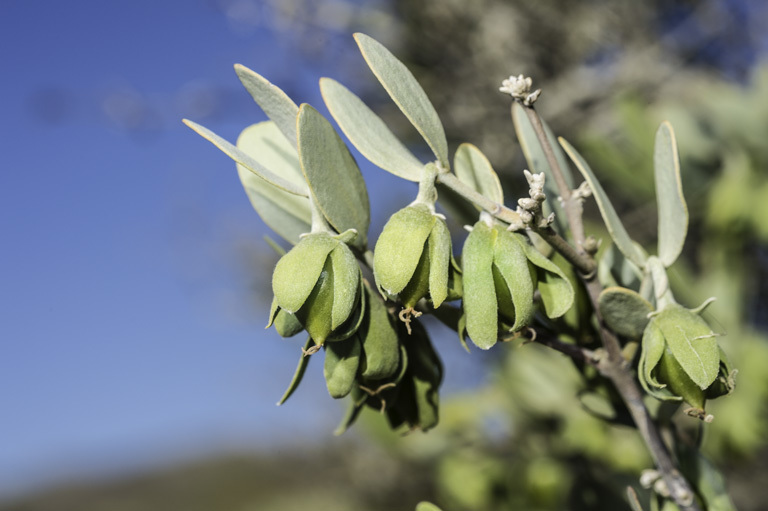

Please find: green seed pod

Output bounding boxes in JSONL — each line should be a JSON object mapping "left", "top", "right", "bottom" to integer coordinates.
{"left": 373, "top": 203, "right": 453, "bottom": 308}
{"left": 461, "top": 222, "right": 540, "bottom": 349}
{"left": 271, "top": 232, "right": 361, "bottom": 345}
{"left": 639, "top": 303, "right": 732, "bottom": 418}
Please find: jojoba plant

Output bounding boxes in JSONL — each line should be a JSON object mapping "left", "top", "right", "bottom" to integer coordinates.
{"left": 184, "top": 33, "right": 737, "bottom": 511}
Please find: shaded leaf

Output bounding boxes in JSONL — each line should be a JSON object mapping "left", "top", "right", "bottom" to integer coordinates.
{"left": 320, "top": 77, "right": 423, "bottom": 181}
{"left": 516, "top": 235, "right": 574, "bottom": 318}
{"left": 359, "top": 284, "right": 400, "bottom": 380}
{"left": 277, "top": 337, "right": 313, "bottom": 405}
{"left": 355, "top": 33, "right": 448, "bottom": 167}
{"left": 598, "top": 287, "right": 653, "bottom": 339}
{"left": 234, "top": 64, "right": 299, "bottom": 148}
{"left": 324, "top": 336, "right": 361, "bottom": 399}
{"left": 297, "top": 104, "right": 370, "bottom": 249}
{"left": 427, "top": 218, "right": 451, "bottom": 307}
{"left": 560, "top": 137, "right": 646, "bottom": 268}
{"left": 416, "top": 502, "right": 443, "bottom": 511}
{"left": 654, "top": 121, "right": 688, "bottom": 267}
{"left": 493, "top": 230, "right": 535, "bottom": 331}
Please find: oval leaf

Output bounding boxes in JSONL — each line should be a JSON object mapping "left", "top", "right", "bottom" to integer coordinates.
{"left": 598, "top": 287, "right": 653, "bottom": 339}
{"left": 454, "top": 143, "right": 504, "bottom": 205}
{"left": 320, "top": 77, "right": 423, "bottom": 181}
{"left": 354, "top": 33, "right": 448, "bottom": 167}
{"left": 515, "top": 235, "right": 574, "bottom": 319}
{"left": 329, "top": 244, "right": 361, "bottom": 330}
{"left": 427, "top": 218, "right": 451, "bottom": 307}
{"left": 234, "top": 64, "right": 299, "bottom": 148}
{"left": 654, "top": 121, "right": 688, "bottom": 267}
{"left": 559, "top": 137, "right": 646, "bottom": 268}
{"left": 655, "top": 304, "right": 720, "bottom": 390}
{"left": 297, "top": 104, "right": 370, "bottom": 249}
{"left": 359, "top": 285, "right": 400, "bottom": 380}
{"left": 462, "top": 222, "right": 498, "bottom": 349}
{"left": 237, "top": 122, "right": 311, "bottom": 243}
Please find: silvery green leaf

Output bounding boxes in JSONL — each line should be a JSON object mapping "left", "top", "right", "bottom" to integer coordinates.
{"left": 654, "top": 122, "right": 688, "bottom": 267}
{"left": 516, "top": 236, "right": 574, "bottom": 318}
{"left": 234, "top": 64, "right": 299, "bottom": 148}
{"left": 655, "top": 304, "right": 720, "bottom": 390}
{"left": 493, "top": 231, "right": 535, "bottom": 331}
{"left": 559, "top": 137, "right": 647, "bottom": 268}
{"left": 354, "top": 33, "right": 448, "bottom": 168}
{"left": 320, "top": 77, "right": 423, "bottom": 181}
{"left": 324, "top": 336, "right": 361, "bottom": 399}
{"left": 329, "top": 244, "right": 361, "bottom": 330}
{"left": 264, "top": 235, "right": 287, "bottom": 256}
{"left": 359, "top": 285, "right": 400, "bottom": 380}
{"left": 453, "top": 143, "right": 504, "bottom": 205}
{"left": 427, "top": 218, "right": 451, "bottom": 307}
{"left": 374, "top": 204, "right": 436, "bottom": 295}
{"left": 277, "top": 336, "right": 313, "bottom": 405}
{"left": 512, "top": 102, "right": 571, "bottom": 234}
{"left": 327, "top": 273, "right": 366, "bottom": 342}
{"left": 462, "top": 222, "right": 498, "bottom": 349}
{"left": 272, "top": 234, "right": 338, "bottom": 313}
{"left": 183, "top": 119, "right": 309, "bottom": 197}
{"left": 237, "top": 122, "right": 311, "bottom": 244}
{"left": 598, "top": 287, "right": 653, "bottom": 339}
{"left": 274, "top": 309, "right": 304, "bottom": 338}
{"left": 297, "top": 104, "right": 370, "bottom": 249}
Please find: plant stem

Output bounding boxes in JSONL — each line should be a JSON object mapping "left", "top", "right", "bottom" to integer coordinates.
{"left": 436, "top": 171, "right": 521, "bottom": 225}
{"left": 520, "top": 102, "right": 701, "bottom": 511}
{"left": 532, "top": 225, "right": 597, "bottom": 275}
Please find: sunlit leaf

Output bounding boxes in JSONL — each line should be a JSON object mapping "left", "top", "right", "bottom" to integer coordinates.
{"left": 297, "top": 104, "right": 370, "bottom": 249}
{"left": 183, "top": 119, "right": 309, "bottom": 197}
{"left": 654, "top": 121, "right": 688, "bottom": 267}
{"left": 234, "top": 64, "right": 299, "bottom": 148}
{"left": 237, "top": 122, "right": 311, "bottom": 244}
{"left": 454, "top": 143, "right": 504, "bottom": 205}
{"left": 354, "top": 33, "right": 448, "bottom": 167}
{"left": 320, "top": 77, "right": 423, "bottom": 181}
{"left": 598, "top": 287, "right": 653, "bottom": 339}
{"left": 462, "top": 222, "right": 498, "bottom": 349}
{"left": 560, "top": 137, "right": 646, "bottom": 268}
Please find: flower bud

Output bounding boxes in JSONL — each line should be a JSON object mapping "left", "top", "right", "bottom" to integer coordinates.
{"left": 639, "top": 303, "right": 734, "bottom": 419}
{"left": 373, "top": 204, "right": 454, "bottom": 308}
{"left": 271, "top": 232, "right": 361, "bottom": 345}
{"left": 462, "top": 222, "right": 574, "bottom": 350}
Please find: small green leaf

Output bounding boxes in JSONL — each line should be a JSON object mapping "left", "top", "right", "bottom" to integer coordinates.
{"left": 320, "top": 77, "right": 423, "bottom": 181}
{"left": 183, "top": 119, "right": 309, "bottom": 197}
{"left": 237, "top": 122, "right": 311, "bottom": 244}
{"left": 374, "top": 204, "right": 436, "bottom": 295}
{"left": 428, "top": 218, "right": 451, "bottom": 307}
{"left": 274, "top": 309, "right": 304, "bottom": 338}
{"left": 453, "top": 143, "right": 504, "bottom": 205}
{"left": 277, "top": 337, "right": 313, "bottom": 405}
{"left": 329, "top": 244, "right": 361, "bottom": 330}
{"left": 598, "top": 287, "right": 653, "bottom": 339}
{"left": 560, "top": 137, "right": 646, "bottom": 268}
{"left": 640, "top": 321, "right": 679, "bottom": 401}
{"left": 272, "top": 234, "right": 338, "bottom": 313}
{"left": 406, "top": 323, "right": 442, "bottom": 430}
{"left": 234, "top": 64, "right": 299, "bottom": 148}
{"left": 462, "top": 222, "right": 498, "bottom": 349}
{"left": 516, "top": 236, "right": 574, "bottom": 318}
{"left": 354, "top": 33, "right": 448, "bottom": 167}
{"left": 359, "top": 285, "right": 400, "bottom": 380}
{"left": 654, "top": 122, "right": 688, "bottom": 267}
{"left": 324, "top": 336, "right": 361, "bottom": 399}
{"left": 655, "top": 304, "right": 720, "bottom": 390}
{"left": 512, "top": 102, "right": 572, "bottom": 235}
{"left": 416, "top": 502, "right": 443, "bottom": 511}
{"left": 297, "top": 104, "right": 370, "bottom": 249}
{"left": 493, "top": 230, "right": 535, "bottom": 331}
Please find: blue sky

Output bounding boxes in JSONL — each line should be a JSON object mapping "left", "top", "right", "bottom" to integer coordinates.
{"left": 0, "top": 0, "right": 489, "bottom": 496}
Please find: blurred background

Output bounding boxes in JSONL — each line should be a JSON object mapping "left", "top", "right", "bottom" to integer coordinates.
{"left": 2, "top": 0, "right": 768, "bottom": 510}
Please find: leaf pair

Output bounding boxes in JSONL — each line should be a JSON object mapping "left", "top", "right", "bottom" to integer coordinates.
{"left": 185, "top": 65, "right": 370, "bottom": 248}
{"left": 321, "top": 33, "right": 448, "bottom": 181}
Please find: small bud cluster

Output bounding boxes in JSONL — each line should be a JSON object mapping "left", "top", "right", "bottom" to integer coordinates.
{"left": 500, "top": 74, "right": 541, "bottom": 106}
